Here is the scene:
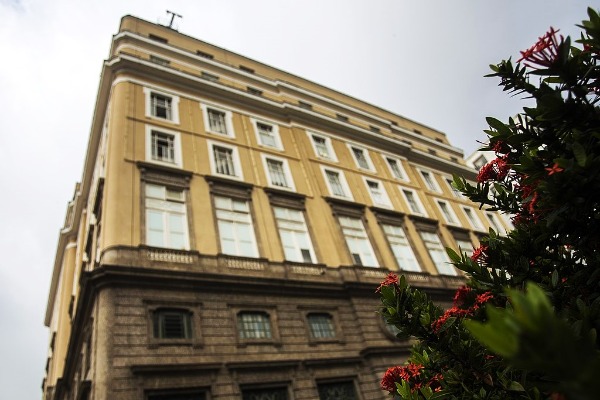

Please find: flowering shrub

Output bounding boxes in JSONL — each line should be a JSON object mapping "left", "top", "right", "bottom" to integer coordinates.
{"left": 379, "top": 8, "right": 600, "bottom": 400}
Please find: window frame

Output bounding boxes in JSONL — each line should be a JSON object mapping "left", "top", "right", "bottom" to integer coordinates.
{"left": 308, "top": 132, "right": 337, "bottom": 161}
{"left": 213, "top": 195, "right": 259, "bottom": 258}
{"left": 316, "top": 380, "right": 359, "bottom": 400}
{"left": 145, "top": 300, "right": 202, "bottom": 348}
{"left": 145, "top": 126, "right": 182, "bottom": 168}
{"left": 272, "top": 205, "right": 317, "bottom": 264}
{"left": 321, "top": 166, "right": 353, "bottom": 200}
{"left": 143, "top": 88, "right": 180, "bottom": 124}
{"left": 435, "top": 199, "right": 460, "bottom": 226}
{"left": 418, "top": 169, "right": 442, "bottom": 193}
{"left": 348, "top": 144, "right": 375, "bottom": 171}
{"left": 200, "top": 103, "right": 235, "bottom": 137}
{"left": 400, "top": 187, "right": 427, "bottom": 216}
{"left": 380, "top": 222, "right": 421, "bottom": 272}
{"left": 419, "top": 229, "right": 456, "bottom": 276}
{"left": 337, "top": 215, "right": 379, "bottom": 268}
{"left": 208, "top": 140, "right": 244, "bottom": 181}
{"left": 146, "top": 389, "right": 207, "bottom": 400}
{"left": 251, "top": 118, "right": 283, "bottom": 150}
{"left": 486, "top": 211, "right": 504, "bottom": 233}
{"left": 261, "top": 154, "right": 295, "bottom": 191}
{"left": 384, "top": 156, "right": 409, "bottom": 181}
{"left": 144, "top": 183, "right": 190, "bottom": 250}
{"left": 445, "top": 177, "right": 464, "bottom": 199}
{"left": 306, "top": 312, "right": 337, "bottom": 340}
{"left": 232, "top": 307, "right": 281, "bottom": 346}
{"left": 152, "top": 308, "right": 193, "bottom": 340}
{"left": 462, "top": 206, "right": 486, "bottom": 231}
{"left": 241, "top": 385, "right": 289, "bottom": 400}
{"left": 363, "top": 178, "right": 392, "bottom": 208}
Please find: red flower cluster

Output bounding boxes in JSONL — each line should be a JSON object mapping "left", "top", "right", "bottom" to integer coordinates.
{"left": 470, "top": 245, "right": 489, "bottom": 263}
{"left": 517, "top": 27, "right": 564, "bottom": 69}
{"left": 381, "top": 363, "right": 425, "bottom": 393}
{"left": 477, "top": 158, "right": 509, "bottom": 183}
{"left": 375, "top": 272, "right": 399, "bottom": 293}
{"left": 492, "top": 140, "right": 510, "bottom": 156}
{"left": 431, "top": 286, "right": 493, "bottom": 333}
{"left": 545, "top": 163, "right": 564, "bottom": 175}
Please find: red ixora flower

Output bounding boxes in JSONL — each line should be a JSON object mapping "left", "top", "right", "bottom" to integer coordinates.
{"left": 545, "top": 163, "right": 564, "bottom": 175}
{"left": 470, "top": 245, "right": 489, "bottom": 262}
{"left": 375, "top": 272, "right": 399, "bottom": 293}
{"left": 477, "top": 158, "right": 509, "bottom": 183}
{"left": 517, "top": 27, "right": 564, "bottom": 69}
{"left": 431, "top": 287, "right": 493, "bottom": 333}
{"left": 380, "top": 364, "right": 424, "bottom": 393}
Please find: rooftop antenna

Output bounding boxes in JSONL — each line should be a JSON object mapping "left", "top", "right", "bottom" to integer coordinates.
{"left": 165, "top": 10, "right": 182, "bottom": 30}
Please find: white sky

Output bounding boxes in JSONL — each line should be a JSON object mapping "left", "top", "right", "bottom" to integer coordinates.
{"left": 0, "top": 0, "right": 590, "bottom": 398}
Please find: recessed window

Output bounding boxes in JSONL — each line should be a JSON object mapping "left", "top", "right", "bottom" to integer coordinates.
{"left": 298, "top": 101, "right": 313, "bottom": 110}
{"left": 150, "top": 55, "right": 170, "bottom": 66}
{"left": 201, "top": 104, "right": 234, "bottom": 137}
{"left": 419, "top": 170, "right": 441, "bottom": 192}
{"left": 323, "top": 168, "right": 352, "bottom": 199}
{"left": 419, "top": 230, "right": 455, "bottom": 275}
{"left": 237, "top": 312, "right": 272, "bottom": 339}
{"left": 150, "top": 131, "right": 175, "bottom": 163}
{"left": 385, "top": 157, "right": 407, "bottom": 181}
{"left": 445, "top": 178, "right": 463, "bottom": 199}
{"left": 152, "top": 309, "right": 192, "bottom": 339}
{"left": 382, "top": 224, "right": 420, "bottom": 272}
{"left": 239, "top": 65, "right": 255, "bottom": 74}
{"left": 349, "top": 146, "right": 373, "bottom": 171}
{"left": 436, "top": 200, "right": 459, "bottom": 225}
{"left": 455, "top": 238, "right": 473, "bottom": 254}
{"left": 369, "top": 125, "right": 380, "bottom": 133}
{"left": 336, "top": 113, "right": 348, "bottom": 122}
{"left": 309, "top": 133, "right": 336, "bottom": 161}
{"left": 252, "top": 119, "right": 282, "bottom": 149}
{"left": 317, "top": 381, "right": 357, "bottom": 400}
{"left": 365, "top": 179, "right": 391, "bottom": 208}
{"left": 462, "top": 206, "right": 485, "bottom": 231}
{"left": 148, "top": 390, "right": 206, "bottom": 400}
{"left": 148, "top": 34, "right": 168, "bottom": 43}
{"left": 273, "top": 207, "right": 316, "bottom": 263}
{"left": 209, "top": 141, "right": 242, "bottom": 180}
{"left": 145, "top": 184, "right": 189, "bottom": 249}
{"left": 263, "top": 156, "right": 294, "bottom": 190}
{"left": 143, "top": 88, "right": 180, "bottom": 123}
{"left": 473, "top": 155, "right": 488, "bottom": 170}
{"left": 247, "top": 87, "right": 263, "bottom": 96}
{"left": 214, "top": 196, "right": 258, "bottom": 257}
{"left": 307, "top": 313, "right": 336, "bottom": 339}
{"left": 339, "top": 216, "right": 378, "bottom": 267}
{"left": 401, "top": 189, "right": 426, "bottom": 216}
{"left": 196, "top": 50, "right": 214, "bottom": 59}
{"left": 201, "top": 71, "right": 219, "bottom": 82}
{"left": 486, "top": 212, "right": 504, "bottom": 232}
{"left": 242, "top": 387, "right": 287, "bottom": 400}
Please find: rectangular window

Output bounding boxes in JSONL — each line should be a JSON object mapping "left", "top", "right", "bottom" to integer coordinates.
{"left": 273, "top": 207, "right": 316, "bottom": 263}
{"left": 446, "top": 178, "right": 463, "bottom": 198}
{"left": 310, "top": 133, "right": 336, "bottom": 160}
{"left": 386, "top": 157, "right": 407, "bottom": 180}
{"left": 237, "top": 312, "right": 272, "bottom": 339}
{"left": 214, "top": 196, "right": 258, "bottom": 257}
{"left": 437, "top": 200, "right": 458, "bottom": 225}
{"left": 307, "top": 313, "right": 335, "bottom": 339}
{"left": 201, "top": 71, "right": 219, "bottom": 82}
{"left": 317, "top": 381, "right": 357, "bottom": 400}
{"left": 382, "top": 224, "right": 420, "bottom": 272}
{"left": 420, "top": 170, "right": 440, "bottom": 192}
{"left": 242, "top": 387, "right": 288, "bottom": 400}
{"left": 145, "top": 184, "right": 189, "bottom": 249}
{"left": 486, "top": 212, "right": 503, "bottom": 232}
{"left": 336, "top": 113, "right": 349, "bottom": 122}
{"left": 148, "top": 392, "right": 206, "bottom": 400}
{"left": 153, "top": 309, "right": 192, "bottom": 339}
{"left": 266, "top": 159, "right": 289, "bottom": 188}
{"left": 455, "top": 238, "right": 473, "bottom": 254}
{"left": 151, "top": 131, "right": 175, "bottom": 163}
{"left": 150, "top": 93, "right": 172, "bottom": 120}
{"left": 299, "top": 101, "right": 313, "bottom": 110}
{"left": 419, "top": 231, "right": 456, "bottom": 275}
{"left": 401, "top": 189, "right": 425, "bottom": 215}
{"left": 350, "top": 146, "right": 373, "bottom": 170}
{"left": 253, "top": 120, "right": 281, "bottom": 149}
{"left": 150, "top": 55, "right": 170, "bottom": 66}
{"left": 247, "top": 87, "right": 263, "bottom": 96}
{"left": 463, "top": 207, "right": 485, "bottom": 231}
{"left": 339, "top": 216, "right": 378, "bottom": 267}
{"left": 213, "top": 146, "right": 236, "bottom": 176}
{"left": 324, "top": 169, "right": 350, "bottom": 198}
{"left": 208, "top": 109, "right": 227, "bottom": 135}
{"left": 365, "top": 179, "right": 391, "bottom": 207}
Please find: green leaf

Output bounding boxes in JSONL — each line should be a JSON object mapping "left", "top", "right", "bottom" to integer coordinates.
{"left": 446, "top": 247, "right": 461, "bottom": 263}
{"left": 572, "top": 142, "right": 587, "bottom": 167}
{"left": 551, "top": 270, "right": 559, "bottom": 288}
{"left": 508, "top": 381, "right": 525, "bottom": 392}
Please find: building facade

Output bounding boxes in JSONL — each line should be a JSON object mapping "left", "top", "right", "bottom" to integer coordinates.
{"left": 43, "top": 15, "right": 510, "bottom": 400}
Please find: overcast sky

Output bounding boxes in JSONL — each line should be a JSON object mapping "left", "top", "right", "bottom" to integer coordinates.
{"left": 0, "top": 0, "right": 591, "bottom": 398}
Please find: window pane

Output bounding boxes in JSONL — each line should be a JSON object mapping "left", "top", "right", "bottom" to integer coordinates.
{"left": 317, "top": 381, "right": 357, "bottom": 400}
{"left": 242, "top": 387, "right": 287, "bottom": 400}
{"left": 383, "top": 224, "right": 420, "bottom": 272}
{"left": 308, "top": 314, "right": 335, "bottom": 338}
{"left": 238, "top": 312, "right": 271, "bottom": 339}
{"left": 339, "top": 216, "right": 378, "bottom": 267}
